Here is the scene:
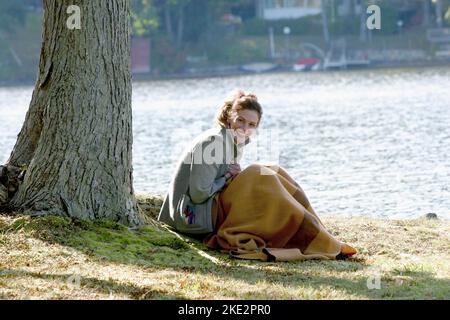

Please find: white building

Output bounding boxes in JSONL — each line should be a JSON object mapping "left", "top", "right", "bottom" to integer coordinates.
{"left": 255, "top": 0, "right": 322, "bottom": 20}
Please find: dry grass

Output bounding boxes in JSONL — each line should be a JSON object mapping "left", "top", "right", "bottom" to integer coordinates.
{"left": 0, "top": 194, "right": 449, "bottom": 300}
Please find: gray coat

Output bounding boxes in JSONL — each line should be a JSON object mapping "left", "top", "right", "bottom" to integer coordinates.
{"left": 158, "top": 125, "right": 248, "bottom": 234}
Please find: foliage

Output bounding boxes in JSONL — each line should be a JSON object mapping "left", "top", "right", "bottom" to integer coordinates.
{"left": 376, "top": 0, "right": 406, "bottom": 34}
{"left": 151, "top": 35, "right": 186, "bottom": 74}
{"left": 1, "top": 0, "right": 448, "bottom": 83}
{"left": 131, "top": 0, "right": 159, "bottom": 37}
{"left": 445, "top": 5, "right": 450, "bottom": 26}
{"left": 205, "top": 37, "right": 268, "bottom": 64}
{"left": 182, "top": 0, "right": 210, "bottom": 43}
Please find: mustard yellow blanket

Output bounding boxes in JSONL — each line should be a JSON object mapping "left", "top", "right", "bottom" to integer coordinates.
{"left": 204, "top": 164, "right": 357, "bottom": 261}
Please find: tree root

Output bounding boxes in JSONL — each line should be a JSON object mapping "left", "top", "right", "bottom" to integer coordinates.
{"left": 0, "top": 164, "right": 26, "bottom": 208}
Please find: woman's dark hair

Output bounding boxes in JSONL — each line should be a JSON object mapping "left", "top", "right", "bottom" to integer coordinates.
{"left": 215, "top": 90, "right": 263, "bottom": 128}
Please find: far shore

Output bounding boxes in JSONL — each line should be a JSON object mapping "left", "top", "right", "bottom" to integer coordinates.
{"left": 135, "top": 193, "right": 449, "bottom": 222}
{"left": 1, "top": 59, "right": 449, "bottom": 88}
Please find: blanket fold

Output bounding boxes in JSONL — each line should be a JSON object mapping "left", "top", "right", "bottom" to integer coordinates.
{"left": 204, "top": 164, "right": 356, "bottom": 261}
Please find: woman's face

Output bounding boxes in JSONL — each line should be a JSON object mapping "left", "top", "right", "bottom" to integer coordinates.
{"left": 227, "top": 108, "right": 259, "bottom": 144}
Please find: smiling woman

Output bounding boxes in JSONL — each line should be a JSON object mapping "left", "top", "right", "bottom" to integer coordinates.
{"left": 158, "top": 89, "right": 357, "bottom": 262}
{"left": 215, "top": 90, "right": 262, "bottom": 146}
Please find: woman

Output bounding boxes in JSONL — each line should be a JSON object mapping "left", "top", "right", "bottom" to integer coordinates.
{"left": 158, "top": 90, "right": 357, "bottom": 261}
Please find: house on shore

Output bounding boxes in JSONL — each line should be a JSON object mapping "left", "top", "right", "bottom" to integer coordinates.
{"left": 255, "top": 0, "right": 322, "bottom": 20}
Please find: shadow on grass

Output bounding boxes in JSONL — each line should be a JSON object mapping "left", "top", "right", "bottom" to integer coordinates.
{"left": 2, "top": 214, "right": 449, "bottom": 299}
{"left": 184, "top": 237, "right": 450, "bottom": 299}
{"left": 0, "top": 268, "right": 187, "bottom": 299}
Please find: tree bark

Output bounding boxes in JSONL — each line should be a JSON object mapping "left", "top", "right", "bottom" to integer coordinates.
{"left": 435, "top": 0, "right": 443, "bottom": 28}
{"left": 176, "top": 4, "right": 184, "bottom": 49}
{"left": 7, "top": 0, "right": 143, "bottom": 226}
{"left": 359, "top": 0, "right": 367, "bottom": 42}
{"left": 321, "top": 0, "right": 330, "bottom": 46}
{"left": 164, "top": 2, "right": 174, "bottom": 44}
{"left": 423, "top": 0, "right": 431, "bottom": 27}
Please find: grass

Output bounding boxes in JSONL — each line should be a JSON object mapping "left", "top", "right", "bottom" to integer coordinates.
{"left": 0, "top": 194, "right": 449, "bottom": 300}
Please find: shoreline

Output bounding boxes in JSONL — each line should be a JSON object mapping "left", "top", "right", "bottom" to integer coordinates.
{"left": 133, "top": 60, "right": 450, "bottom": 83}
{"left": 1, "top": 60, "right": 449, "bottom": 88}
{"left": 131, "top": 60, "right": 450, "bottom": 83}
{"left": 135, "top": 193, "right": 450, "bottom": 222}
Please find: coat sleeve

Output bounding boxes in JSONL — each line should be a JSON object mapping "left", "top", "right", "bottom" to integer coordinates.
{"left": 188, "top": 136, "right": 227, "bottom": 204}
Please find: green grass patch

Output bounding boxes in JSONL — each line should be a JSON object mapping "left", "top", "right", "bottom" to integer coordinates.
{"left": 1, "top": 198, "right": 449, "bottom": 299}
{"left": 0, "top": 214, "right": 212, "bottom": 270}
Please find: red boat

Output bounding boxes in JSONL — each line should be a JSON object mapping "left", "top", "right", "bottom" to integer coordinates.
{"left": 293, "top": 57, "right": 321, "bottom": 71}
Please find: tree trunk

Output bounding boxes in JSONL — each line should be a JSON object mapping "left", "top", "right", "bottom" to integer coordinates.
{"left": 360, "top": 0, "right": 367, "bottom": 42}
{"left": 164, "top": 2, "right": 174, "bottom": 44}
{"left": 7, "top": 0, "right": 143, "bottom": 226}
{"left": 435, "top": 0, "right": 443, "bottom": 28}
{"left": 176, "top": 4, "right": 184, "bottom": 49}
{"left": 321, "top": 0, "right": 330, "bottom": 46}
{"left": 423, "top": 0, "right": 431, "bottom": 27}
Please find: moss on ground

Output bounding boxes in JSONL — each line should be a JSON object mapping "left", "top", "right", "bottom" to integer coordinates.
{"left": 0, "top": 214, "right": 211, "bottom": 270}
{"left": 0, "top": 195, "right": 449, "bottom": 299}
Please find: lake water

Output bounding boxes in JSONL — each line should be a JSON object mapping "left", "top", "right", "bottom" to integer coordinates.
{"left": 1, "top": 66, "right": 449, "bottom": 219}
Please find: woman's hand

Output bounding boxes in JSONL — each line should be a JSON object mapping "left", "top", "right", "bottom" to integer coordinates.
{"left": 225, "top": 163, "right": 241, "bottom": 179}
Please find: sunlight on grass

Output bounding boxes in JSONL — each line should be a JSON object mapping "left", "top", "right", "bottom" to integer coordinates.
{"left": 1, "top": 195, "right": 449, "bottom": 299}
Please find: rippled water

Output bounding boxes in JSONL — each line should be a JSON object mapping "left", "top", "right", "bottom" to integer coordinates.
{"left": 1, "top": 66, "right": 450, "bottom": 219}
